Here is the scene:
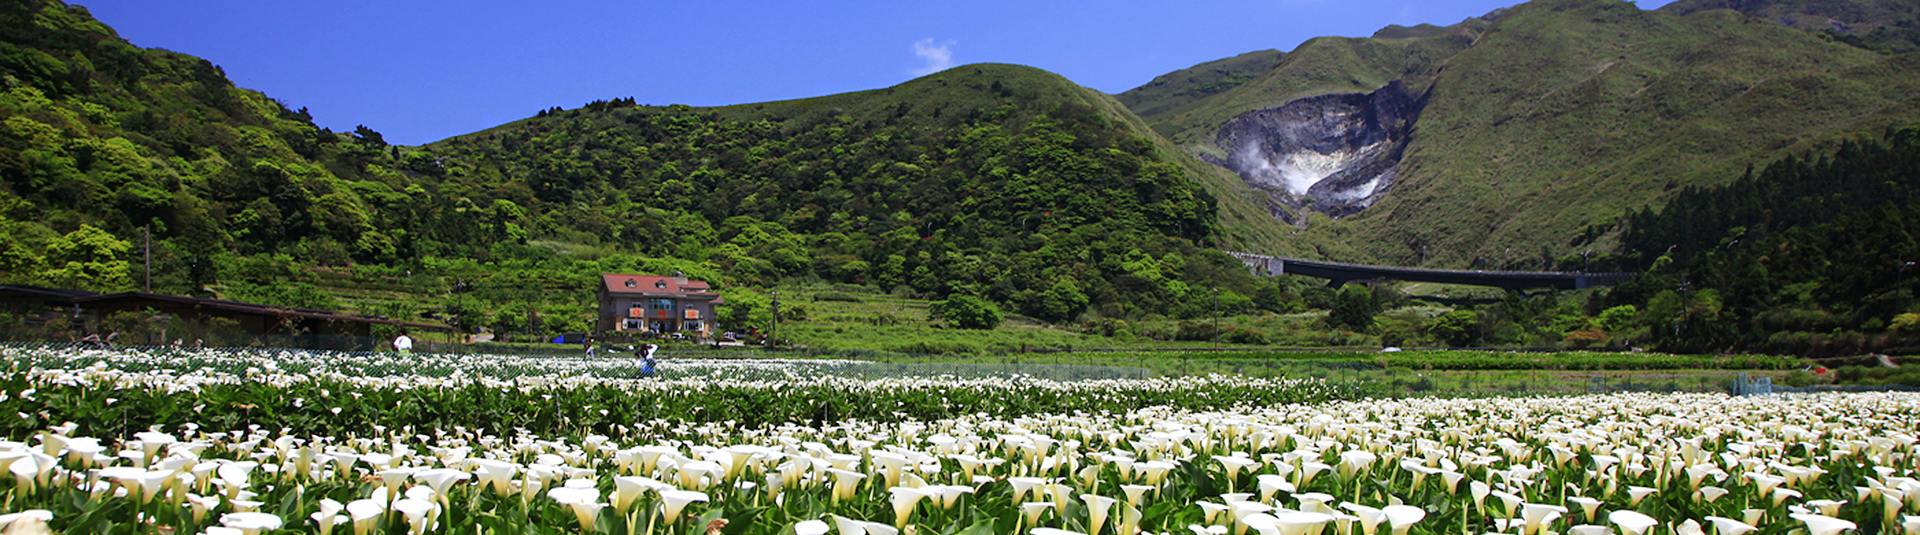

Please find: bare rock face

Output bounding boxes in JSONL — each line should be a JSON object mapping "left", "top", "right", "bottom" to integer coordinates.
{"left": 1206, "top": 81, "right": 1421, "bottom": 222}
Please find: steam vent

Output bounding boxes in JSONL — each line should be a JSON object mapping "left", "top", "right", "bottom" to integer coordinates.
{"left": 1207, "top": 80, "right": 1420, "bottom": 222}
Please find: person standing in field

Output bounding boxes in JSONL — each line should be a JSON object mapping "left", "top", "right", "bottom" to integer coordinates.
{"left": 584, "top": 336, "right": 596, "bottom": 357}
{"left": 641, "top": 343, "right": 658, "bottom": 378}
{"left": 394, "top": 332, "right": 413, "bottom": 356}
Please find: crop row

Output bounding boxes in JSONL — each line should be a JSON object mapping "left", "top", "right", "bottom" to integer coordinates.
{"left": 1138, "top": 350, "right": 1805, "bottom": 371}
{"left": 0, "top": 389, "right": 1910, "bottom": 535}
{"left": 0, "top": 346, "right": 1362, "bottom": 438}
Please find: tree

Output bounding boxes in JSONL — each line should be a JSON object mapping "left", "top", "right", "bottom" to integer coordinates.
{"left": 1564, "top": 328, "right": 1607, "bottom": 348}
{"left": 0, "top": 218, "right": 47, "bottom": 282}
{"left": 930, "top": 294, "right": 1002, "bottom": 330}
{"left": 1596, "top": 305, "right": 1638, "bottom": 336}
{"left": 1327, "top": 283, "right": 1380, "bottom": 332}
{"left": 1030, "top": 277, "right": 1089, "bottom": 323}
{"left": 43, "top": 224, "right": 132, "bottom": 291}
{"left": 719, "top": 289, "right": 772, "bottom": 328}
{"left": 1376, "top": 310, "right": 1432, "bottom": 347}
{"left": 353, "top": 125, "right": 387, "bottom": 148}
{"left": 1428, "top": 310, "right": 1481, "bottom": 347}
{"left": 1894, "top": 312, "right": 1920, "bottom": 336}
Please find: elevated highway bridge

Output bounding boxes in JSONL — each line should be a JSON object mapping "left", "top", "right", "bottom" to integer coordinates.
{"left": 1225, "top": 252, "right": 1637, "bottom": 291}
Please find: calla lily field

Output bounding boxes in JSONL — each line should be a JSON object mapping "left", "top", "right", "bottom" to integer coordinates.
{"left": 0, "top": 344, "right": 1912, "bottom": 535}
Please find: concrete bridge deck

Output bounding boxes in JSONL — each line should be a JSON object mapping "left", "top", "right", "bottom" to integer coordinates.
{"left": 1226, "top": 252, "right": 1636, "bottom": 291}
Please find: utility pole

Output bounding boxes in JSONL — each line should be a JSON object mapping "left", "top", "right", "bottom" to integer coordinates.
{"left": 143, "top": 225, "right": 151, "bottom": 293}
{"left": 1212, "top": 287, "right": 1220, "bottom": 351}
{"left": 450, "top": 277, "right": 468, "bottom": 341}
{"left": 1901, "top": 258, "right": 1915, "bottom": 297}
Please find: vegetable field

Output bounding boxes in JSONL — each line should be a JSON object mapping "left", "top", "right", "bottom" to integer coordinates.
{"left": 0, "top": 345, "right": 1910, "bottom": 535}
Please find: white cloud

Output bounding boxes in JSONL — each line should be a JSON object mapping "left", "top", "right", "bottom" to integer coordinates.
{"left": 910, "top": 38, "right": 956, "bottom": 76}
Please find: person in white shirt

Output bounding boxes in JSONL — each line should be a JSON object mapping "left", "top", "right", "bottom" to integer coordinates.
{"left": 641, "top": 343, "right": 658, "bottom": 378}
{"left": 394, "top": 332, "right": 413, "bottom": 356}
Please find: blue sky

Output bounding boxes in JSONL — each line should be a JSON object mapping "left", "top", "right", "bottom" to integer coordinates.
{"left": 78, "top": 0, "right": 1676, "bottom": 146}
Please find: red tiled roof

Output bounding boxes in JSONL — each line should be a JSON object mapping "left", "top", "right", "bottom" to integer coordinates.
{"left": 600, "top": 274, "right": 716, "bottom": 297}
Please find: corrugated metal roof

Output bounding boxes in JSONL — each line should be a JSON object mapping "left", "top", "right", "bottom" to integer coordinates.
{"left": 0, "top": 285, "right": 100, "bottom": 299}
{"left": 73, "top": 291, "right": 446, "bottom": 330}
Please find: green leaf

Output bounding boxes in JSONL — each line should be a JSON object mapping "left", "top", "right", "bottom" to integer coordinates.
{"left": 957, "top": 518, "right": 999, "bottom": 535}
{"left": 721, "top": 507, "right": 765, "bottom": 535}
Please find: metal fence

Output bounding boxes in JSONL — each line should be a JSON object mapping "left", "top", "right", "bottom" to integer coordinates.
{"left": 1725, "top": 371, "right": 1920, "bottom": 395}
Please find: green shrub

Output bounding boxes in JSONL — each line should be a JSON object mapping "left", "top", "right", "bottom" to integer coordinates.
{"left": 1427, "top": 310, "right": 1480, "bottom": 347}
{"left": 929, "top": 295, "right": 1002, "bottom": 330}
{"left": 1223, "top": 328, "right": 1270, "bottom": 345}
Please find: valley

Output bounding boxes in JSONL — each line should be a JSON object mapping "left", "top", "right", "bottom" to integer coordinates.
{"left": 0, "top": 0, "right": 1915, "bottom": 362}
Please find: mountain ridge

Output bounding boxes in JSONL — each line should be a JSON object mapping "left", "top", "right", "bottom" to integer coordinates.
{"left": 1116, "top": 0, "right": 1920, "bottom": 268}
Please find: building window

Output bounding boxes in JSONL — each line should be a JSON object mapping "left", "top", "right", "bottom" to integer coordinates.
{"left": 649, "top": 298, "right": 674, "bottom": 310}
{"left": 622, "top": 318, "right": 643, "bottom": 330}
{"left": 686, "top": 320, "right": 703, "bottom": 332}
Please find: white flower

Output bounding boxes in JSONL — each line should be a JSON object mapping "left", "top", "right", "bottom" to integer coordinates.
{"left": 220, "top": 511, "right": 283, "bottom": 535}
{"left": 1609, "top": 510, "right": 1659, "bottom": 535}
{"left": 658, "top": 489, "right": 708, "bottom": 525}
{"left": 1788, "top": 513, "right": 1857, "bottom": 535}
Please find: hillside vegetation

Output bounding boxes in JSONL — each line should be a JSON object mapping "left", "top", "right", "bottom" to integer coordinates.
{"left": 0, "top": 0, "right": 410, "bottom": 297}
{"left": 1601, "top": 125, "right": 1920, "bottom": 355}
{"left": 0, "top": 0, "right": 1313, "bottom": 336}
{"left": 1113, "top": 50, "right": 1286, "bottom": 123}
{"left": 1120, "top": 0, "right": 1920, "bottom": 268}
{"left": 1661, "top": 0, "right": 1920, "bottom": 53}
{"left": 420, "top": 64, "right": 1320, "bottom": 324}
{"left": 0, "top": 0, "right": 720, "bottom": 331}
{"left": 1123, "top": 19, "right": 1489, "bottom": 152}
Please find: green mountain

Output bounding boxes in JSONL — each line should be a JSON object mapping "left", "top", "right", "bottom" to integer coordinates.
{"left": 0, "top": 0, "right": 410, "bottom": 294}
{"left": 1121, "top": 15, "right": 1492, "bottom": 150}
{"left": 1660, "top": 0, "right": 1920, "bottom": 53}
{"left": 0, "top": 0, "right": 690, "bottom": 332}
{"left": 1113, "top": 50, "right": 1286, "bottom": 123}
{"left": 1120, "top": 0, "right": 1920, "bottom": 268}
{"left": 421, "top": 64, "right": 1309, "bottom": 321}
{"left": 0, "top": 0, "right": 1312, "bottom": 331}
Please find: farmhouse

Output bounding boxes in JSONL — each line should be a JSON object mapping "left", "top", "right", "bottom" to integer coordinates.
{"left": 596, "top": 273, "right": 722, "bottom": 336}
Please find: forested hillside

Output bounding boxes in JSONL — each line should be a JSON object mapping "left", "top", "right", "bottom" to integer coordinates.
{"left": 0, "top": 0, "right": 722, "bottom": 331}
{"left": 0, "top": 0, "right": 1310, "bottom": 334}
{"left": 1603, "top": 126, "right": 1920, "bottom": 354}
{"left": 0, "top": 0, "right": 407, "bottom": 295}
{"left": 423, "top": 64, "right": 1306, "bottom": 323}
